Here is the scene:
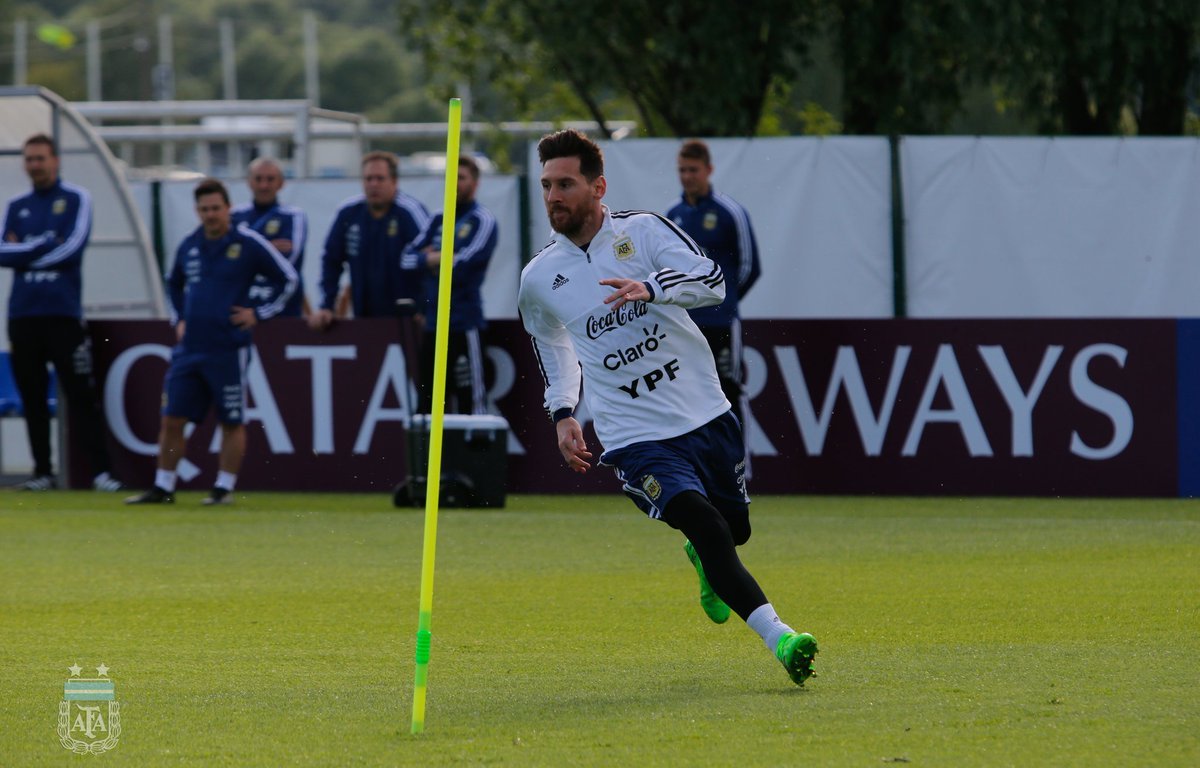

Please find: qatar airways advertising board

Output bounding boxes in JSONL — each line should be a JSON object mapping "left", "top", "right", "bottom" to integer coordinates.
{"left": 71, "top": 318, "right": 1199, "bottom": 497}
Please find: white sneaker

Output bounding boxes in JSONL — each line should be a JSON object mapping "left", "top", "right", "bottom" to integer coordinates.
{"left": 93, "top": 473, "right": 126, "bottom": 492}
{"left": 11, "top": 475, "right": 56, "bottom": 491}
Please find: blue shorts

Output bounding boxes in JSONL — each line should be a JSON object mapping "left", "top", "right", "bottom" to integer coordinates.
{"left": 600, "top": 410, "right": 749, "bottom": 522}
{"left": 163, "top": 347, "right": 250, "bottom": 425}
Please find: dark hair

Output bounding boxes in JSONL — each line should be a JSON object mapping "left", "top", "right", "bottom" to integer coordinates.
{"left": 362, "top": 150, "right": 399, "bottom": 179}
{"left": 459, "top": 155, "right": 481, "bottom": 180}
{"left": 678, "top": 139, "right": 711, "bottom": 165}
{"left": 537, "top": 129, "right": 604, "bottom": 181}
{"left": 194, "top": 178, "right": 230, "bottom": 205}
{"left": 23, "top": 133, "right": 57, "bottom": 156}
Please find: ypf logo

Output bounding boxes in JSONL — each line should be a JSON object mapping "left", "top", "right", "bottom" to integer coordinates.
{"left": 58, "top": 663, "right": 121, "bottom": 755}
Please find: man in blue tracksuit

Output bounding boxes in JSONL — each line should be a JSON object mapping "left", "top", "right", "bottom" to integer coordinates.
{"left": 0, "top": 133, "right": 122, "bottom": 491}
{"left": 230, "top": 156, "right": 309, "bottom": 318}
{"left": 667, "top": 140, "right": 761, "bottom": 468}
{"left": 401, "top": 156, "right": 498, "bottom": 414}
{"left": 308, "top": 151, "right": 430, "bottom": 330}
{"left": 126, "top": 178, "right": 297, "bottom": 506}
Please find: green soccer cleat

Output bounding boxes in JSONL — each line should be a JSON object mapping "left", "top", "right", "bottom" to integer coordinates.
{"left": 683, "top": 540, "right": 731, "bottom": 624}
{"left": 775, "top": 631, "right": 819, "bottom": 686}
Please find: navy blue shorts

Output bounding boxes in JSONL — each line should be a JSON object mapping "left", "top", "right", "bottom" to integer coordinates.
{"left": 163, "top": 347, "right": 249, "bottom": 425}
{"left": 600, "top": 410, "right": 749, "bottom": 521}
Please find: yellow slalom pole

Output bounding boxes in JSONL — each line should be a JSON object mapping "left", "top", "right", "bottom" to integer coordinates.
{"left": 410, "top": 97, "right": 462, "bottom": 735}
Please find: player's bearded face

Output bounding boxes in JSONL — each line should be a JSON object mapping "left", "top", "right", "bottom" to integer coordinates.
{"left": 541, "top": 158, "right": 599, "bottom": 238}
{"left": 547, "top": 194, "right": 590, "bottom": 237}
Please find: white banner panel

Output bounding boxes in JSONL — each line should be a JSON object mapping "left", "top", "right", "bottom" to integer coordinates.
{"left": 526, "top": 136, "right": 894, "bottom": 318}
{"left": 903, "top": 137, "right": 1200, "bottom": 317}
{"left": 148, "top": 174, "right": 524, "bottom": 320}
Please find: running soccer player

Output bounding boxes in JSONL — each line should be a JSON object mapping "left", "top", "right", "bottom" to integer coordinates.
{"left": 518, "top": 129, "right": 817, "bottom": 685}
{"left": 125, "top": 178, "right": 298, "bottom": 506}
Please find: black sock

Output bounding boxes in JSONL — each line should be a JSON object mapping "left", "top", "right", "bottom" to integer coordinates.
{"left": 663, "top": 490, "right": 767, "bottom": 621}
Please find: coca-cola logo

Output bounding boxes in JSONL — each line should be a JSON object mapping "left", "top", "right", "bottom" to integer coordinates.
{"left": 586, "top": 301, "right": 648, "bottom": 339}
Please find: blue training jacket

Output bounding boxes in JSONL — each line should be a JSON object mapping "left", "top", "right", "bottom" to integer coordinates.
{"left": 167, "top": 223, "right": 298, "bottom": 353}
{"left": 319, "top": 193, "right": 430, "bottom": 318}
{"left": 401, "top": 200, "right": 499, "bottom": 332}
{"left": 667, "top": 186, "right": 761, "bottom": 327}
{"left": 0, "top": 178, "right": 91, "bottom": 319}
{"left": 231, "top": 200, "right": 308, "bottom": 317}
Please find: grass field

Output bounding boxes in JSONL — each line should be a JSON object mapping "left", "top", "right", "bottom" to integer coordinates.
{"left": 1, "top": 492, "right": 1197, "bottom": 766}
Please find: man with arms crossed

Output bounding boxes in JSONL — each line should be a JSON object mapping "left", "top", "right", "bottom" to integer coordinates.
{"left": 230, "top": 156, "right": 310, "bottom": 318}
{"left": 1, "top": 133, "right": 122, "bottom": 491}
{"left": 126, "top": 179, "right": 297, "bottom": 505}
{"left": 518, "top": 130, "right": 816, "bottom": 685}
{"left": 402, "top": 155, "right": 498, "bottom": 414}
{"left": 309, "top": 151, "right": 430, "bottom": 329}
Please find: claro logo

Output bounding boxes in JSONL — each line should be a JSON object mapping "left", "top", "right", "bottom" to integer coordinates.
{"left": 586, "top": 301, "right": 648, "bottom": 340}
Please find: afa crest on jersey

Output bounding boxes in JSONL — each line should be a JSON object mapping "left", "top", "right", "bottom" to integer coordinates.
{"left": 387, "top": 219, "right": 399, "bottom": 237}
{"left": 226, "top": 243, "right": 241, "bottom": 260}
{"left": 265, "top": 218, "right": 281, "bottom": 236}
{"left": 703, "top": 212, "right": 718, "bottom": 230}
{"left": 457, "top": 221, "right": 473, "bottom": 240}
{"left": 613, "top": 235, "right": 635, "bottom": 261}
{"left": 53, "top": 198, "right": 67, "bottom": 215}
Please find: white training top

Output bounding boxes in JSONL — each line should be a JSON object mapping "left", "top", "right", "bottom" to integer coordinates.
{"left": 518, "top": 206, "right": 731, "bottom": 452}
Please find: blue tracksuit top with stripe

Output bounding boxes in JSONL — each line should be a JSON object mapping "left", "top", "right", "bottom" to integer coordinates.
{"left": 319, "top": 193, "right": 430, "bottom": 318}
{"left": 667, "top": 186, "right": 761, "bottom": 327}
{"left": 167, "top": 223, "right": 298, "bottom": 353}
{"left": 231, "top": 200, "right": 308, "bottom": 317}
{"left": 0, "top": 178, "right": 91, "bottom": 319}
{"left": 401, "top": 200, "right": 498, "bottom": 331}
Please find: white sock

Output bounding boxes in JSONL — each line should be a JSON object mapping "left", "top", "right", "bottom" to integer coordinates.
{"left": 155, "top": 469, "right": 177, "bottom": 493}
{"left": 746, "top": 603, "right": 794, "bottom": 652}
{"left": 215, "top": 471, "right": 237, "bottom": 492}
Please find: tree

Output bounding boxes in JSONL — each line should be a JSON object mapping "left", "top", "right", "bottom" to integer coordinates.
{"left": 980, "top": 0, "right": 1200, "bottom": 135}
{"left": 400, "top": 0, "right": 819, "bottom": 137}
{"left": 827, "top": 0, "right": 975, "bottom": 134}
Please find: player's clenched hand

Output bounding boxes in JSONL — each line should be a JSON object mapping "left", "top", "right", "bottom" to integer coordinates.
{"left": 556, "top": 416, "right": 593, "bottom": 474}
{"left": 230, "top": 306, "right": 258, "bottom": 329}
{"left": 599, "top": 278, "right": 649, "bottom": 311}
{"left": 308, "top": 308, "right": 334, "bottom": 331}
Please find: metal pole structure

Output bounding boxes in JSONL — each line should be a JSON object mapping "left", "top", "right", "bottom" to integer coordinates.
{"left": 303, "top": 11, "right": 320, "bottom": 108}
{"left": 219, "top": 18, "right": 241, "bottom": 174}
{"left": 86, "top": 21, "right": 102, "bottom": 102}
{"left": 157, "top": 16, "right": 176, "bottom": 167}
{"left": 294, "top": 104, "right": 310, "bottom": 179}
{"left": 14, "top": 19, "right": 27, "bottom": 86}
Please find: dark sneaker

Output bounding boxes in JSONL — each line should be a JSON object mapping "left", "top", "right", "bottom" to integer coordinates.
{"left": 775, "top": 632, "right": 819, "bottom": 686}
{"left": 124, "top": 486, "right": 174, "bottom": 505}
{"left": 11, "top": 475, "right": 56, "bottom": 491}
{"left": 684, "top": 540, "right": 731, "bottom": 624}
{"left": 201, "top": 487, "right": 233, "bottom": 506}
